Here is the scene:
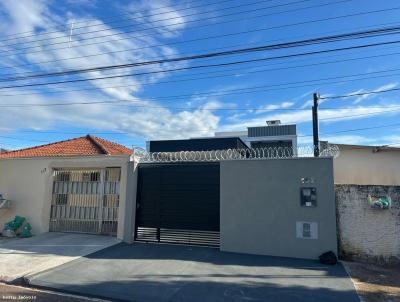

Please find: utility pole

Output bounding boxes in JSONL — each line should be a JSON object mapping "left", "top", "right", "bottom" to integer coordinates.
{"left": 312, "top": 92, "right": 320, "bottom": 157}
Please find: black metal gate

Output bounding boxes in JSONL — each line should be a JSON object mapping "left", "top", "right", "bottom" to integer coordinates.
{"left": 135, "top": 162, "right": 220, "bottom": 246}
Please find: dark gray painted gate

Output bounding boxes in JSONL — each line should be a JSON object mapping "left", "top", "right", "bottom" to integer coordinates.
{"left": 135, "top": 162, "right": 220, "bottom": 246}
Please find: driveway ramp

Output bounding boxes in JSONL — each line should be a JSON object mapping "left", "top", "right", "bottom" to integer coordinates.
{"left": 29, "top": 242, "right": 360, "bottom": 302}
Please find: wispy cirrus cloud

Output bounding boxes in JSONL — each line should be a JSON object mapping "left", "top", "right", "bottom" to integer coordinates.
{"left": 124, "top": 0, "right": 189, "bottom": 37}
{"left": 352, "top": 82, "right": 398, "bottom": 104}
{"left": 0, "top": 0, "right": 223, "bottom": 143}
{"left": 255, "top": 101, "right": 294, "bottom": 113}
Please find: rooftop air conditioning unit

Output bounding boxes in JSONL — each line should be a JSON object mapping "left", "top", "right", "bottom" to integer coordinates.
{"left": 266, "top": 120, "right": 281, "bottom": 126}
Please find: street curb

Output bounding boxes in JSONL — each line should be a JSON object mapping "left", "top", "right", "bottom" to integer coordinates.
{"left": 340, "top": 260, "right": 363, "bottom": 302}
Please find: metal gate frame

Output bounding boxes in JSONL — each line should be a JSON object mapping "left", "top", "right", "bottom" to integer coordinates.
{"left": 49, "top": 168, "right": 120, "bottom": 235}
{"left": 134, "top": 162, "right": 220, "bottom": 246}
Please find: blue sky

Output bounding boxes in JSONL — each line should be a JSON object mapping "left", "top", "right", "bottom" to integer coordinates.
{"left": 0, "top": 0, "right": 399, "bottom": 150}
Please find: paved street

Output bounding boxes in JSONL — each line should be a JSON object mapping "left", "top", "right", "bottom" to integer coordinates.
{"left": 29, "top": 242, "right": 359, "bottom": 302}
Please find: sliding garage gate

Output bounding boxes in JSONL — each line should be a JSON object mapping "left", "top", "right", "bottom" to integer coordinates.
{"left": 135, "top": 162, "right": 220, "bottom": 246}
{"left": 49, "top": 168, "right": 120, "bottom": 235}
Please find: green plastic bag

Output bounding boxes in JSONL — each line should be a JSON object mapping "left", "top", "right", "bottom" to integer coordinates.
{"left": 19, "top": 223, "right": 32, "bottom": 238}
{"left": 4, "top": 215, "right": 25, "bottom": 231}
{"left": 368, "top": 195, "right": 391, "bottom": 209}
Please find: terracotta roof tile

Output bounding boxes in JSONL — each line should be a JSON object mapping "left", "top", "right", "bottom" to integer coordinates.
{"left": 0, "top": 135, "right": 132, "bottom": 158}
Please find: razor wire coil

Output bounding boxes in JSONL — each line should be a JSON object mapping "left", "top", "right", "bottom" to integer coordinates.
{"left": 134, "top": 145, "right": 340, "bottom": 163}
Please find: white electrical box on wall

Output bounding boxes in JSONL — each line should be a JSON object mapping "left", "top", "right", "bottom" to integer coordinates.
{"left": 296, "top": 221, "right": 318, "bottom": 239}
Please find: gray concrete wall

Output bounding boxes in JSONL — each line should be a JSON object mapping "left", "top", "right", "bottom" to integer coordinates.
{"left": 0, "top": 156, "right": 130, "bottom": 239}
{"left": 335, "top": 185, "right": 400, "bottom": 264}
{"left": 220, "top": 158, "right": 337, "bottom": 259}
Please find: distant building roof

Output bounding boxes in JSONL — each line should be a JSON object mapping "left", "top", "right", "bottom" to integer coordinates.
{"left": 333, "top": 143, "right": 400, "bottom": 152}
{"left": 0, "top": 135, "right": 132, "bottom": 159}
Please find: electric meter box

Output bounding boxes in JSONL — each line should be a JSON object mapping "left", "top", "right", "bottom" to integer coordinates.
{"left": 300, "top": 187, "right": 317, "bottom": 207}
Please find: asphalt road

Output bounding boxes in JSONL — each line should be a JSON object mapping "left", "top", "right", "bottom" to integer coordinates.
{"left": 28, "top": 242, "right": 360, "bottom": 302}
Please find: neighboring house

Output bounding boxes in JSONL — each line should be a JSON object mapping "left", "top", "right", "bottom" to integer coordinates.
{"left": 333, "top": 143, "right": 400, "bottom": 186}
{"left": 148, "top": 121, "right": 298, "bottom": 152}
{"left": 0, "top": 135, "right": 133, "bottom": 240}
{"left": 0, "top": 134, "right": 132, "bottom": 159}
{"left": 331, "top": 143, "right": 400, "bottom": 264}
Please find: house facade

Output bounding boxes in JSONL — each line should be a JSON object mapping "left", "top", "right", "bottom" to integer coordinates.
{"left": 0, "top": 135, "right": 133, "bottom": 240}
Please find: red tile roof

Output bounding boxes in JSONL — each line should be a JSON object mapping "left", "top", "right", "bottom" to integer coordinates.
{"left": 0, "top": 135, "right": 133, "bottom": 158}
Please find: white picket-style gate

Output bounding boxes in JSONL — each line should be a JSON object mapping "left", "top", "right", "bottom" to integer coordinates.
{"left": 49, "top": 168, "right": 120, "bottom": 235}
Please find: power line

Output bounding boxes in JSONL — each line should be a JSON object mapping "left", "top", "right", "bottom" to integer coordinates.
{"left": 0, "top": 119, "right": 394, "bottom": 138}
{"left": 0, "top": 5, "right": 394, "bottom": 72}
{"left": 1, "top": 66, "right": 400, "bottom": 110}
{"left": 3, "top": 118, "right": 400, "bottom": 146}
{"left": 0, "top": 75, "right": 400, "bottom": 111}
{"left": 319, "top": 108, "right": 400, "bottom": 121}
{"left": 139, "top": 71, "right": 400, "bottom": 102}
{"left": 300, "top": 122, "right": 400, "bottom": 137}
{"left": 0, "top": 0, "right": 239, "bottom": 42}
{"left": 0, "top": 3, "right": 350, "bottom": 69}
{"left": 2, "top": 98, "right": 400, "bottom": 111}
{"left": 3, "top": 50, "right": 398, "bottom": 91}
{"left": 3, "top": 42, "right": 400, "bottom": 98}
{"left": 6, "top": 45, "right": 400, "bottom": 89}
{"left": 5, "top": 34, "right": 400, "bottom": 84}
{"left": 1, "top": 27, "right": 400, "bottom": 88}
{"left": 67, "top": 0, "right": 282, "bottom": 32}
{"left": 3, "top": 0, "right": 309, "bottom": 49}
{"left": 320, "top": 87, "right": 400, "bottom": 99}
{"left": 0, "top": 2, "right": 389, "bottom": 61}
{"left": 324, "top": 122, "right": 400, "bottom": 134}
{"left": 0, "top": 0, "right": 315, "bottom": 52}
{"left": 0, "top": 0, "right": 216, "bottom": 40}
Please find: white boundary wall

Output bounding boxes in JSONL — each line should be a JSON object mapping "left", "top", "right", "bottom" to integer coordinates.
{"left": 336, "top": 185, "right": 400, "bottom": 264}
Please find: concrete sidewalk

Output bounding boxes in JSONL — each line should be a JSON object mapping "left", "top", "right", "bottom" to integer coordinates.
{"left": 29, "top": 242, "right": 360, "bottom": 302}
{"left": 0, "top": 283, "right": 109, "bottom": 302}
{"left": 0, "top": 232, "right": 119, "bottom": 283}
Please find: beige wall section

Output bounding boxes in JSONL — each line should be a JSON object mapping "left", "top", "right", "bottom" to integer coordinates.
{"left": 334, "top": 145, "right": 400, "bottom": 185}
{"left": 220, "top": 158, "right": 337, "bottom": 259}
{"left": 0, "top": 158, "right": 52, "bottom": 234}
{"left": 121, "top": 159, "right": 138, "bottom": 243}
{"left": 0, "top": 156, "right": 130, "bottom": 239}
